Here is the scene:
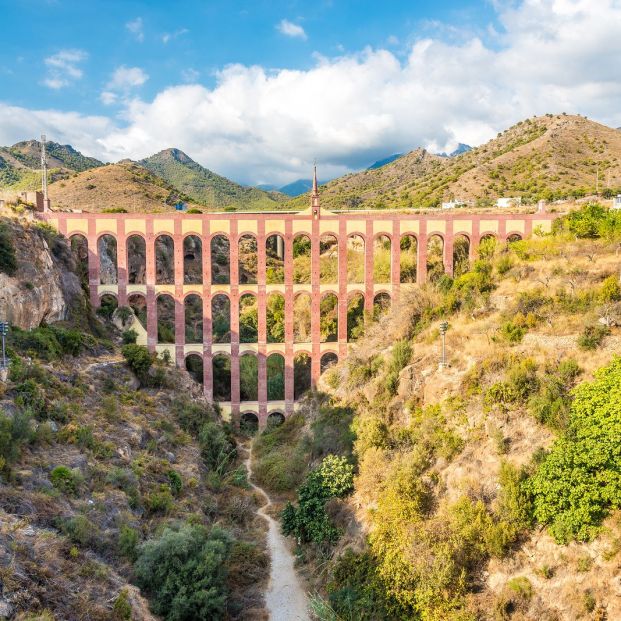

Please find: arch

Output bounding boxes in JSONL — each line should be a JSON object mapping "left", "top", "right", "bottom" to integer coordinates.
{"left": 320, "top": 352, "right": 338, "bottom": 374}
{"left": 452, "top": 234, "right": 470, "bottom": 278}
{"left": 319, "top": 234, "right": 338, "bottom": 284}
{"left": 506, "top": 233, "right": 522, "bottom": 243}
{"left": 267, "top": 411, "right": 285, "bottom": 428}
{"left": 98, "top": 293, "right": 118, "bottom": 319}
{"left": 267, "top": 353, "right": 285, "bottom": 400}
{"left": 185, "top": 354, "right": 203, "bottom": 384}
{"left": 212, "top": 294, "right": 231, "bottom": 343}
{"left": 153, "top": 235, "right": 174, "bottom": 284}
{"left": 69, "top": 234, "right": 88, "bottom": 284}
{"left": 294, "top": 352, "right": 312, "bottom": 400}
{"left": 293, "top": 292, "right": 312, "bottom": 343}
{"left": 183, "top": 235, "right": 202, "bottom": 285}
{"left": 266, "top": 292, "right": 285, "bottom": 343}
{"left": 266, "top": 234, "right": 285, "bottom": 284}
{"left": 399, "top": 234, "right": 417, "bottom": 284}
{"left": 238, "top": 234, "right": 258, "bottom": 284}
{"left": 293, "top": 234, "right": 311, "bottom": 284}
{"left": 240, "top": 412, "right": 259, "bottom": 434}
{"left": 347, "top": 234, "right": 365, "bottom": 284}
{"left": 479, "top": 233, "right": 497, "bottom": 259}
{"left": 239, "top": 293, "right": 258, "bottom": 343}
{"left": 373, "top": 292, "right": 391, "bottom": 320}
{"left": 211, "top": 235, "right": 230, "bottom": 284}
{"left": 127, "top": 234, "right": 146, "bottom": 284}
{"left": 320, "top": 292, "right": 338, "bottom": 343}
{"left": 373, "top": 234, "right": 391, "bottom": 284}
{"left": 426, "top": 234, "right": 444, "bottom": 283}
{"left": 212, "top": 353, "right": 231, "bottom": 401}
{"left": 98, "top": 234, "right": 118, "bottom": 285}
{"left": 184, "top": 294, "right": 203, "bottom": 344}
{"left": 156, "top": 294, "right": 175, "bottom": 343}
{"left": 239, "top": 353, "right": 258, "bottom": 401}
{"left": 128, "top": 293, "right": 147, "bottom": 330}
{"left": 347, "top": 292, "right": 365, "bottom": 341}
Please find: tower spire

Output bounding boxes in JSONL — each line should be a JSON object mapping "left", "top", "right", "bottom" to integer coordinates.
{"left": 312, "top": 161, "right": 318, "bottom": 195}
{"left": 310, "top": 161, "right": 320, "bottom": 218}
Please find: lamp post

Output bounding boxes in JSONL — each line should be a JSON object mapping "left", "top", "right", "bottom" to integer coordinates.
{"left": 0, "top": 322, "right": 8, "bottom": 370}
{"left": 439, "top": 321, "right": 448, "bottom": 369}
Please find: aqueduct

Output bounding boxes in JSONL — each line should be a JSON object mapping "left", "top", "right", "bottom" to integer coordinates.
{"left": 41, "top": 185, "right": 555, "bottom": 427}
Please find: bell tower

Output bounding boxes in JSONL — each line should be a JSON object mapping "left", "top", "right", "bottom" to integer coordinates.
{"left": 310, "top": 162, "right": 320, "bottom": 219}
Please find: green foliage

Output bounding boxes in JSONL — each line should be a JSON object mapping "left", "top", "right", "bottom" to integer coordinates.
{"left": 282, "top": 455, "right": 354, "bottom": 545}
{"left": 121, "top": 344, "right": 154, "bottom": 384}
{"left": 50, "top": 465, "right": 82, "bottom": 495}
{"left": 558, "top": 202, "right": 621, "bottom": 240}
{"left": 0, "top": 221, "right": 17, "bottom": 276}
{"left": 529, "top": 357, "right": 621, "bottom": 542}
{"left": 118, "top": 524, "right": 140, "bottom": 562}
{"left": 134, "top": 523, "right": 231, "bottom": 621}
{"left": 145, "top": 486, "right": 174, "bottom": 514}
{"left": 167, "top": 469, "right": 183, "bottom": 496}
{"left": 499, "top": 320, "right": 525, "bottom": 343}
{"left": 199, "top": 421, "right": 237, "bottom": 474}
{"left": 599, "top": 275, "right": 621, "bottom": 302}
{"left": 0, "top": 409, "right": 33, "bottom": 471}
{"left": 9, "top": 325, "right": 93, "bottom": 360}
{"left": 171, "top": 398, "right": 212, "bottom": 437}
{"left": 577, "top": 323, "right": 610, "bottom": 350}
{"left": 121, "top": 328, "right": 138, "bottom": 344}
{"left": 112, "top": 589, "right": 133, "bottom": 620}
{"left": 61, "top": 515, "right": 101, "bottom": 548}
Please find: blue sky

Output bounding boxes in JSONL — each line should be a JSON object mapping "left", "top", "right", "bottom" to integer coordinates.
{"left": 1, "top": 1, "right": 620, "bottom": 185}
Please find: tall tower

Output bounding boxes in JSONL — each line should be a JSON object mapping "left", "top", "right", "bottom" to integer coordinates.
{"left": 40, "top": 134, "right": 48, "bottom": 202}
{"left": 310, "top": 162, "right": 320, "bottom": 218}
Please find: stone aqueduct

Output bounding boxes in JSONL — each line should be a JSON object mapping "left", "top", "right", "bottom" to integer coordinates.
{"left": 42, "top": 197, "right": 555, "bottom": 427}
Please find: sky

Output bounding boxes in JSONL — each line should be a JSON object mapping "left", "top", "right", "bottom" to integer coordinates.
{"left": 1, "top": 0, "right": 621, "bottom": 186}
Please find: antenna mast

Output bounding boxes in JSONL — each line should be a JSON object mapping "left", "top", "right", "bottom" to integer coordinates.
{"left": 41, "top": 134, "right": 48, "bottom": 201}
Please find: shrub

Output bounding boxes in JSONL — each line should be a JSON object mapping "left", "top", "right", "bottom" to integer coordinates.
{"left": 167, "top": 469, "right": 183, "bottom": 496}
{"left": 599, "top": 275, "right": 621, "bottom": 303}
{"left": 500, "top": 321, "right": 525, "bottom": 343}
{"left": 112, "top": 589, "right": 133, "bottom": 620}
{"left": 118, "top": 524, "right": 140, "bottom": 561}
{"left": 134, "top": 523, "right": 231, "bottom": 621}
{"left": 50, "top": 465, "right": 82, "bottom": 495}
{"left": 0, "top": 409, "right": 33, "bottom": 471}
{"left": 62, "top": 515, "right": 101, "bottom": 548}
{"left": 172, "top": 398, "right": 212, "bottom": 436}
{"left": 577, "top": 323, "right": 609, "bottom": 350}
{"left": 121, "top": 329, "right": 138, "bottom": 344}
{"left": 0, "top": 221, "right": 17, "bottom": 276}
{"left": 199, "top": 421, "right": 237, "bottom": 474}
{"left": 145, "top": 486, "right": 174, "bottom": 514}
{"left": 121, "top": 344, "right": 154, "bottom": 384}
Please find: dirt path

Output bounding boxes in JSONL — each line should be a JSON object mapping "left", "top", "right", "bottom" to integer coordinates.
{"left": 244, "top": 446, "right": 310, "bottom": 621}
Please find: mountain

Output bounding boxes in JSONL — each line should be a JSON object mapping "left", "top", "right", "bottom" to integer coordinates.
{"left": 140, "top": 148, "right": 287, "bottom": 210}
{"left": 288, "top": 114, "right": 621, "bottom": 210}
{"left": 278, "top": 179, "right": 315, "bottom": 197}
{"left": 367, "top": 153, "right": 403, "bottom": 169}
{"left": 47, "top": 160, "right": 199, "bottom": 213}
{"left": 0, "top": 139, "right": 103, "bottom": 190}
{"left": 437, "top": 143, "right": 472, "bottom": 157}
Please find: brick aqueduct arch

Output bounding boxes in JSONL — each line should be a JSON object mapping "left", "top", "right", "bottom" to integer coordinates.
{"left": 42, "top": 195, "right": 555, "bottom": 427}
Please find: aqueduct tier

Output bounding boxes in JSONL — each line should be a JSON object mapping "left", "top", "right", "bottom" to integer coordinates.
{"left": 42, "top": 206, "right": 555, "bottom": 426}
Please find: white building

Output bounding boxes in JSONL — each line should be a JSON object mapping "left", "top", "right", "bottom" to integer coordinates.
{"left": 612, "top": 195, "right": 621, "bottom": 210}
{"left": 496, "top": 197, "right": 522, "bottom": 208}
{"left": 441, "top": 200, "right": 466, "bottom": 210}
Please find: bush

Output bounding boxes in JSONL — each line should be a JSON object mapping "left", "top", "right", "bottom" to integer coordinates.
{"left": 0, "top": 410, "right": 33, "bottom": 471}
{"left": 121, "top": 329, "right": 138, "bottom": 344}
{"left": 599, "top": 275, "right": 621, "bottom": 303}
{"left": 121, "top": 344, "right": 154, "bottom": 384}
{"left": 50, "top": 465, "right": 83, "bottom": 495}
{"left": 199, "top": 421, "right": 237, "bottom": 474}
{"left": 9, "top": 325, "right": 92, "bottom": 360}
{"left": 167, "top": 469, "right": 183, "bottom": 496}
{"left": 134, "top": 523, "right": 231, "bottom": 621}
{"left": 0, "top": 221, "right": 17, "bottom": 276}
{"left": 172, "top": 398, "right": 212, "bottom": 436}
{"left": 118, "top": 524, "right": 140, "bottom": 561}
{"left": 112, "top": 589, "right": 133, "bottom": 620}
{"left": 577, "top": 323, "right": 609, "bottom": 350}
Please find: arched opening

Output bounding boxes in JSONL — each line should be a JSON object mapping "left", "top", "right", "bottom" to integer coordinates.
{"left": 156, "top": 294, "right": 175, "bottom": 343}
{"left": 98, "top": 293, "right": 118, "bottom": 320}
{"left": 211, "top": 235, "right": 230, "bottom": 284}
{"left": 185, "top": 354, "right": 203, "bottom": 384}
{"left": 212, "top": 354, "right": 231, "bottom": 401}
{"left": 347, "top": 234, "right": 365, "bottom": 284}
{"left": 239, "top": 353, "right": 258, "bottom": 401}
{"left": 184, "top": 294, "right": 203, "bottom": 344}
{"left": 479, "top": 234, "right": 497, "bottom": 260}
{"left": 127, "top": 235, "right": 146, "bottom": 284}
{"left": 320, "top": 352, "right": 338, "bottom": 374}
{"left": 320, "top": 293, "right": 338, "bottom": 342}
{"left": 294, "top": 353, "right": 312, "bottom": 400}
{"left": 267, "top": 411, "right": 285, "bottom": 428}
{"left": 155, "top": 235, "right": 175, "bottom": 285}
{"left": 347, "top": 292, "right": 365, "bottom": 341}
{"left": 507, "top": 233, "right": 522, "bottom": 243}
{"left": 266, "top": 293, "right": 285, "bottom": 343}
{"left": 399, "top": 234, "right": 417, "bottom": 283}
{"left": 373, "top": 234, "right": 391, "bottom": 283}
{"left": 293, "top": 234, "right": 311, "bottom": 284}
{"left": 183, "top": 235, "right": 202, "bottom": 285}
{"left": 98, "top": 234, "right": 118, "bottom": 285}
{"left": 240, "top": 412, "right": 259, "bottom": 434}
{"left": 266, "top": 234, "right": 285, "bottom": 284}
{"left": 293, "top": 293, "right": 312, "bottom": 343}
{"left": 267, "top": 353, "right": 285, "bottom": 400}
{"left": 239, "top": 294, "right": 258, "bottom": 343}
{"left": 128, "top": 293, "right": 147, "bottom": 330}
{"left": 70, "top": 234, "right": 88, "bottom": 285}
{"left": 373, "top": 292, "right": 391, "bottom": 320}
{"left": 319, "top": 234, "right": 338, "bottom": 284}
{"left": 453, "top": 234, "right": 470, "bottom": 278}
{"left": 426, "top": 234, "right": 444, "bottom": 283}
{"left": 212, "top": 294, "right": 231, "bottom": 343}
{"left": 238, "top": 234, "right": 258, "bottom": 284}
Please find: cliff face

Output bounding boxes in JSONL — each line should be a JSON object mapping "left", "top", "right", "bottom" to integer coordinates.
{"left": 0, "top": 217, "right": 84, "bottom": 329}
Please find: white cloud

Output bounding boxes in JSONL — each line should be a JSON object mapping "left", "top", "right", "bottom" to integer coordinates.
{"left": 181, "top": 68, "right": 200, "bottom": 83}
{"left": 108, "top": 66, "right": 149, "bottom": 90}
{"left": 126, "top": 17, "right": 144, "bottom": 42}
{"left": 7, "top": 1, "right": 621, "bottom": 185}
{"left": 277, "top": 19, "right": 307, "bottom": 40}
{"left": 162, "top": 28, "right": 189, "bottom": 44}
{"left": 43, "top": 49, "right": 87, "bottom": 89}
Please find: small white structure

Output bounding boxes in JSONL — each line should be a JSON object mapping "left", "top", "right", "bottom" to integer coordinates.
{"left": 496, "top": 197, "right": 522, "bottom": 208}
{"left": 612, "top": 195, "right": 621, "bottom": 210}
{"left": 442, "top": 200, "right": 466, "bottom": 210}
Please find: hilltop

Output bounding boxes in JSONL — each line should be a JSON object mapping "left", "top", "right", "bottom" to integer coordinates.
{"left": 288, "top": 114, "right": 621, "bottom": 210}
{"left": 140, "top": 148, "right": 287, "bottom": 210}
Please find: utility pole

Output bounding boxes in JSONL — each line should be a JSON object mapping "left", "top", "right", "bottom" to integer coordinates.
{"left": 41, "top": 134, "right": 48, "bottom": 202}
{"left": 439, "top": 321, "right": 449, "bottom": 369}
{"left": 0, "top": 322, "right": 8, "bottom": 370}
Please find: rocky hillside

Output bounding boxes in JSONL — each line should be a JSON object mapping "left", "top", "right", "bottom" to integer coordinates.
{"left": 253, "top": 203, "right": 621, "bottom": 620}
{"left": 289, "top": 114, "right": 621, "bottom": 210}
{"left": 0, "top": 216, "right": 269, "bottom": 620}
{"left": 140, "top": 149, "right": 287, "bottom": 211}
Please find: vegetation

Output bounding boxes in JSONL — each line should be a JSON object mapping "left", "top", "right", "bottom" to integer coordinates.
{"left": 0, "top": 221, "right": 17, "bottom": 275}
